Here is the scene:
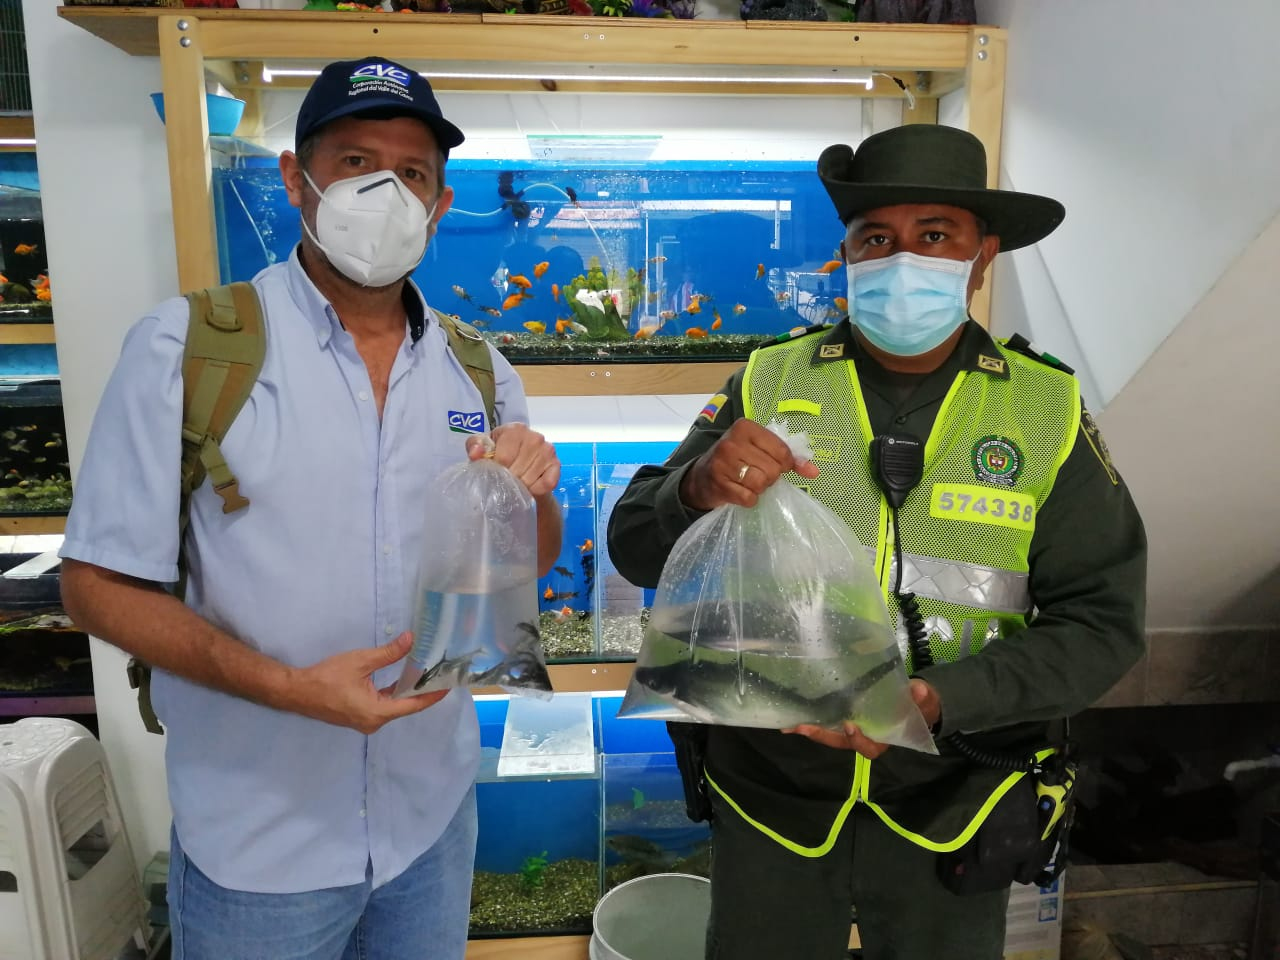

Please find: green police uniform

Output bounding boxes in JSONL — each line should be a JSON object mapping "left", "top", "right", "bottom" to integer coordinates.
{"left": 606, "top": 320, "right": 1147, "bottom": 960}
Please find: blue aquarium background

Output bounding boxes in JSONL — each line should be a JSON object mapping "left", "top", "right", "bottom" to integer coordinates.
{"left": 213, "top": 158, "right": 850, "bottom": 361}
{"left": 471, "top": 692, "right": 707, "bottom": 937}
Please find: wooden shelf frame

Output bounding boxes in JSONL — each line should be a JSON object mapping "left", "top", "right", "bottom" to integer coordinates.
{"left": 57, "top": 8, "right": 1007, "bottom": 397}
{"left": 0, "top": 324, "right": 56, "bottom": 345}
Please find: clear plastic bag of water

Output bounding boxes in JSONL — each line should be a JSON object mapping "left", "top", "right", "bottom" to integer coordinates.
{"left": 618, "top": 423, "right": 936, "bottom": 754}
{"left": 393, "top": 451, "right": 553, "bottom": 698}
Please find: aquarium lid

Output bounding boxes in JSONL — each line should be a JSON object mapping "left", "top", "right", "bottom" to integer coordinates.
{"left": 526, "top": 135, "right": 662, "bottom": 163}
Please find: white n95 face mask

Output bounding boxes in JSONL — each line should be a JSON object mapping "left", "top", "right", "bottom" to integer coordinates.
{"left": 847, "top": 251, "right": 976, "bottom": 357}
{"left": 302, "top": 170, "right": 437, "bottom": 288}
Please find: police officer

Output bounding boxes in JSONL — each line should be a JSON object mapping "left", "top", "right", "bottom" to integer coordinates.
{"left": 607, "top": 124, "right": 1147, "bottom": 960}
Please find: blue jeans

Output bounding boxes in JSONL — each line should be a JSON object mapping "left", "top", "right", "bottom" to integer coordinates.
{"left": 168, "top": 785, "right": 478, "bottom": 960}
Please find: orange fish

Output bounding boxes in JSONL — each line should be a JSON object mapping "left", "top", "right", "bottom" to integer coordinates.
{"left": 554, "top": 605, "right": 575, "bottom": 623}
{"left": 533, "top": 261, "right": 550, "bottom": 279}
{"left": 544, "top": 586, "right": 555, "bottom": 600}
{"left": 35, "top": 288, "right": 51, "bottom": 301}
{"left": 755, "top": 263, "right": 765, "bottom": 280}
{"left": 834, "top": 296, "right": 849, "bottom": 313}
{"left": 523, "top": 320, "right": 546, "bottom": 334}
{"left": 685, "top": 300, "right": 702, "bottom": 315}
{"left": 551, "top": 283, "right": 561, "bottom": 302}
{"left": 634, "top": 325, "right": 661, "bottom": 339}
{"left": 555, "top": 318, "right": 571, "bottom": 335}
{"left": 733, "top": 304, "right": 747, "bottom": 316}
{"left": 580, "top": 538, "right": 594, "bottom": 553}
{"left": 818, "top": 259, "right": 843, "bottom": 274}
{"left": 711, "top": 314, "right": 722, "bottom": 331}
{"left": 503, "top": 292, "right": 527, "bottom": 311}
{"left": 478, "top": 305, "right": 502, "bottom": 318}
{"left": 14, "top": 244, "right": 38, "bottom": 256}
{"left": 776, "top": 291, "right": 792, "bottom": 304}
{"left": 685, "top": 327, "right": 708, "bottom": 338}
{"left": 508, "top": 274, "right": 533, "bottom": 290}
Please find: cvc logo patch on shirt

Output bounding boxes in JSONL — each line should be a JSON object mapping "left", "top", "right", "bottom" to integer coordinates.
{"left": 447, "top": 410, "right": 486, "bottom": 434}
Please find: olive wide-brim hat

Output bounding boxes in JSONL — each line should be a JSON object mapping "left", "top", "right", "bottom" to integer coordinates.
{"left": 818, "top": 125, "right": 1065, "bottom": 251}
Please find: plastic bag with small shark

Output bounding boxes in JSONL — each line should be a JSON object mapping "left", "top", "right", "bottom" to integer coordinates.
{"left": 393, "top": 448, "right": 553, "bottom": 699}
{"left": 619, "top": 422, "right": 937, "bottom": 754}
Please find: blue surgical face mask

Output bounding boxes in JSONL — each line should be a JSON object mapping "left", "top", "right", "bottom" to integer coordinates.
{"left": 847, "top": 251, "right": 976, "bottom": 357}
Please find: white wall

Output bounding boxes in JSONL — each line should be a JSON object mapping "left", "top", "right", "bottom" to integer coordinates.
{"left": 982, "top": 0, "right": 1280, "bottom": 407}
{"left": 981, "top": 0, "right": 1280, "bottom": 629}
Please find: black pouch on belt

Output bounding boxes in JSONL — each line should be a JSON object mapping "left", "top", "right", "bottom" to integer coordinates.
{"left": 937, "top": 751, "right": 1078, "bottom": 896}
{"left": 667, "top": 721, "right": 713, "bottom": 823}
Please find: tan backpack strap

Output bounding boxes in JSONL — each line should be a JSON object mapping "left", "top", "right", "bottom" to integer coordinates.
{"left": 181, "top": 282, "right": 265, "bottom": 519}
{"left": 437, "top": 310, "right": 498, "bottom": 429}
{"left": 134, "top": 282, "right": 265, "bottom": 734}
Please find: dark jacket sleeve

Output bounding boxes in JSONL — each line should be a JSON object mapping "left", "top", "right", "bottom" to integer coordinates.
{"left": 920, "top": 409, "right": 1148, "bottom": 734}
{"left": 606, "top": 370, "right": 747, "bottom": 589}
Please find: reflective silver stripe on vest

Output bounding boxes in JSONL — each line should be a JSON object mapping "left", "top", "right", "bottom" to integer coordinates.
{"left": 877, "top": 550, "right": 1031, "bottom": 614}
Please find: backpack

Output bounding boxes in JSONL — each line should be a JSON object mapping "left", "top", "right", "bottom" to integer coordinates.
{"left": 127, "top": 282, "right": 497, "bottom": 733}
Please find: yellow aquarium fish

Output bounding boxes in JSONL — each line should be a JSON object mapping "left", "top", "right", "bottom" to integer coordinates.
{"left": 522, "top": 321, "right": 546, "bottom": 334}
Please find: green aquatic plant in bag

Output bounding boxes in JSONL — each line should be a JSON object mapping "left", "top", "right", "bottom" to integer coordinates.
{"left": 393, "top": 440, "right": 552, "bottom": 698}
{"left": 619, "top": 423, "right": 937, "bottom": 754}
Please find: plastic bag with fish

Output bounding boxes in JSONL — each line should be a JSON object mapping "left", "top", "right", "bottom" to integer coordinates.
{"left": 393, "top": 441, "right": 553, "bottom": 698}
{"left": 618, "top": 421, "right": 936, "bottom": 754}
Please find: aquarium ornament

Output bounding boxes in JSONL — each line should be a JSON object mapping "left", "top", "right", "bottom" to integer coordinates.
{"left": 260, "top": 64, "right": 876, "bottom": 89}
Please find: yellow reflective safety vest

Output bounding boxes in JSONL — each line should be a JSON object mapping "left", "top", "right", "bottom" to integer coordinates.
{"left": 709, "top": 330, "right": 1080, "bottom": 855}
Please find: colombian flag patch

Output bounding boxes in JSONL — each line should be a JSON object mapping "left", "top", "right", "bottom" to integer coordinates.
{"left": 699, "top": 393, "right": 728, "bottom": 421}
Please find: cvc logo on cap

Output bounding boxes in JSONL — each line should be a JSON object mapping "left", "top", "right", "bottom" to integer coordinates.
{"left": 350, "top": 63, "right": 412, "bottom": 88}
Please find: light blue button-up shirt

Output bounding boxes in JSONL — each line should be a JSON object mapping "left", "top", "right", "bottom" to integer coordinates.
{"left": 61, "top": 250, "right": 530, "bottom": 893}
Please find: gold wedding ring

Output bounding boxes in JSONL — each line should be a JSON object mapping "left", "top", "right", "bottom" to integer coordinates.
{"left": 737, "top": 463, "right": 750, "bottom": 482}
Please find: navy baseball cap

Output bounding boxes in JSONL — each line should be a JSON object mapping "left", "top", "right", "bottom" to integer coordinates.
{"left": 295, "top": 56, "right": 465, "bottom": 154}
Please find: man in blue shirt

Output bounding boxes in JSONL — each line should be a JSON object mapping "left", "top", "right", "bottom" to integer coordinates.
{"left": 59, "top": 57, "right": 563, "bottom": 960}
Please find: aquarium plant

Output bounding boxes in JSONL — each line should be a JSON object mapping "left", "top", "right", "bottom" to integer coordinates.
{"left": 519, "top": 850, "right": 550, "bottom": 889}
{"left": 562, "top": 257, "right": 631, "bottom": 341}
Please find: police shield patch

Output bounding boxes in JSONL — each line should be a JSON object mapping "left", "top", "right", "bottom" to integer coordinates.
{"left": 972, "top": 436, "right": 1023, "bottom": 486}
{"left": 1080, "top": 409, "right": 1119, "bottom": 485}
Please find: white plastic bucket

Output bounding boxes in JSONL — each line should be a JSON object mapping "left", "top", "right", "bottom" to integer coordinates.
{"left": 590, "top": 872, "right": 711, "bottom": 960}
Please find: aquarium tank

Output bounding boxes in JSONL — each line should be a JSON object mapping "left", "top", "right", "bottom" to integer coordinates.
{"left": 212, "top": 157, "right": 849, "bottom": 364}
{"left": 0, "top": 153, "right": 68, "bottom": 516}
{"left": 532, "top": 441, "right": 672, "bottom": 662}
{"left": 470, "top": 691, "right": 708, "bottom": 938}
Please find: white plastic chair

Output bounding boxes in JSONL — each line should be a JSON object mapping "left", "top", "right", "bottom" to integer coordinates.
{"left": 0, "top": 717, "right": 148, "bottom": 960}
